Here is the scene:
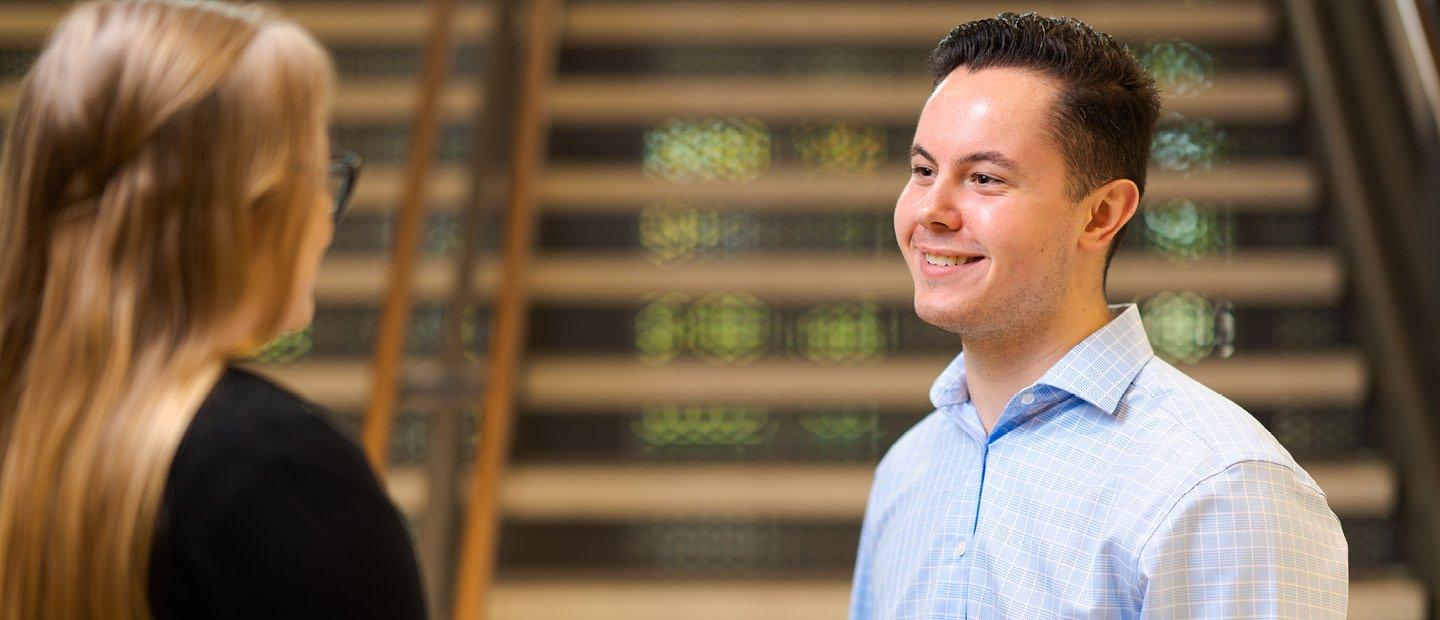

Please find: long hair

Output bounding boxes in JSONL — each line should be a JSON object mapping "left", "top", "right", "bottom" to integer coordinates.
{"left": 0, "top": 1, "right": 334, "bottom": 616}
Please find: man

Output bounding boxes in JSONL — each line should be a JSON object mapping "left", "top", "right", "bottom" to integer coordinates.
{"left": 850, "top": 13, "right": 1348, "bottom": 618}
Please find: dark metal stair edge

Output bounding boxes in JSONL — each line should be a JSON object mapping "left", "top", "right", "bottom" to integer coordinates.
{"left": 1284, "top": 0, "right": 1440, "bottom": 612}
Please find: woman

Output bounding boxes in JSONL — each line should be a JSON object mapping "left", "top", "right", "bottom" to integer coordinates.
{"left": 0, "top": 1, "right": 427, "bottom": 617}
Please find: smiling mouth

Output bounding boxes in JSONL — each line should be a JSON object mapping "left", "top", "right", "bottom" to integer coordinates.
{"left": 922, "top": 252, "right": 983, "bottom": 267}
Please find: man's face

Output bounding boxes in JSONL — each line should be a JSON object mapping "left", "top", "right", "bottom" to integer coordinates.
{"left": 896, "top": 66, "right": 1089, "bottom": 339}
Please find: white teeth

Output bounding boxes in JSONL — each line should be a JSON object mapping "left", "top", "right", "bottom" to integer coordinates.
{"left": 923, "top": 253, "right": 979, "bottom": 267}
{"left": 923, "top": 253, "right": 959, "bottom": 266}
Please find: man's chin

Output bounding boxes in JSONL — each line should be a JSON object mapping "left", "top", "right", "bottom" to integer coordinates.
{"left": 913, "top": 294, "right": 980, "bottom": 335}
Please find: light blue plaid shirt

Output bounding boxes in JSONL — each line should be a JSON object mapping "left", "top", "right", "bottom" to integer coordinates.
{"left": 850, "top": 304, "right": 1349, "bottom": 619}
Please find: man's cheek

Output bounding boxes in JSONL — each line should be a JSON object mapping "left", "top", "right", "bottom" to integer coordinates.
{"left": 893, "top": 209, "right": 912, "bottom": 247}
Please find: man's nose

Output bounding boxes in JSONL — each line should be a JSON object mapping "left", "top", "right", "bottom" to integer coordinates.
{"left": 915, "top": 184, "right": 962, "bottom": 232}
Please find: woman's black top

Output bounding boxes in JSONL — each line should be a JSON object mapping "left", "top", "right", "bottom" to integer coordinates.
{"left": 147, "top": 366, "right": 427, "bottom": 619}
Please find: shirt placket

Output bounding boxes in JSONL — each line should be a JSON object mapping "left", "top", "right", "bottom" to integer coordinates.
{"left": 947, "top": 401, "right": 992, "bottom": 620}
{"left": 960, "top": 391, "right": 1042, "bottom": 618}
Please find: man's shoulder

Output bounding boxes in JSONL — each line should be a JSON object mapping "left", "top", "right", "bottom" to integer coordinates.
{"left": 1117, "top": 356, "right": 1322, "bottom": 495}
{"left": 868, "top": 410, "right": 972, "bottom": 499}
{"left": 876, "top": 410, "right": 953, "bottom": 471}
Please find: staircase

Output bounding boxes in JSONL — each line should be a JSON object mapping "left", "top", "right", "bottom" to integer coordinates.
{"left": 1, "top": 1, "right": 1431, "bottom": 618}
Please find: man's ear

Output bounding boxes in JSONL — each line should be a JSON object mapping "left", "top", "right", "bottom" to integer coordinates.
{"left": 1079, "top": 179, "right": 1141, "bottom": 253}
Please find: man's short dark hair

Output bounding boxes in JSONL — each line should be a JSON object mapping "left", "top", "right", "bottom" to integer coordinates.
{"left": 928, "top": 12, "right": 1161, "bottom": 281}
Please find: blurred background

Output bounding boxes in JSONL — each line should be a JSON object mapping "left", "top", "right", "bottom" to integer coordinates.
{"left": 5, "top": 0, "right": 1440, "bottom": 618}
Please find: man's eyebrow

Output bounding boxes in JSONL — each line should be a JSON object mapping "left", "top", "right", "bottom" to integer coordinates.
{"left": 908, "top": 146, "right": 1022, "bottom": 173}
{"left": 958, "top": 150, "right": 1021, "bottom": 172}
{"left": 909, "top": 144, "right": 937, "bottom": 164}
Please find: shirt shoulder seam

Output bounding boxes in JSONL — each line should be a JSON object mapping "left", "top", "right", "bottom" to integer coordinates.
{"left": 1136, "top": 458, "right": 1323, "bottom": 557}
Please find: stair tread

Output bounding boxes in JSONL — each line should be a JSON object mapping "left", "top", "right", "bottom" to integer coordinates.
{"left": 0, "top": 1, "right": 1273, "bottom": 46}
{"left": 563, "top": 1, "right": 1276, "bottom": 45}
{"left": 384, "top": 457, "right": 1394, "bottom": 521}
{"left": 314, "top": 249, "right": 1343, "bottom": 304}
{"left": 518, "top": 353, "right": 1366, "bottom": 410}
{"left": 345, "top": 160, "right": 1318, "bottom": 213}
{"left": 482, "top": 574, "right": 1424, "bottom": 620}
{"left": 252, "top": 350, "right": 1366, "bottom": 411}
{"left": 0, "top": 80, "right": 482, "bottom": 123}
{"left": 6, "top": 72, "right": 1289, "bottom": 123}
{"left": 540, "top": 161, "right": 1317, "bottom": 210}
{"left": 0, "top": 4, "right": 493, "bottom": 44}
{"left": 551, "top": 73, "right": 1297, "bottom": 123}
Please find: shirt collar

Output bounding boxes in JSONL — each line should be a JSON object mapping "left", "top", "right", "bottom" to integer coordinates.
{"left": 929, "top": 349, "right": 972, "bottom": 410}
{"left": 1035, "top": 304, "right": 1154, "bottom": 415}
{"left": 928, "top": 304, "right": 1154, "bottom": 416}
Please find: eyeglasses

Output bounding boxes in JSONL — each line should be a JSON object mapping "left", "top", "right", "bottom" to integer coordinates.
{"left": 328, "top": 150, "right": 363, "bottom": 224}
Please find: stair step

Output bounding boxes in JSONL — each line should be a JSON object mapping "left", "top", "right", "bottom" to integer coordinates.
{"left": 0, "top": 81, "right": 481, "bottom": 125}
{"left": 385, "top": 458, "right": 1392, "bottom": 521}
{"left": 88, "top": 72, "right": 1275, "bottom": 125}
{"left": 1348, "top": 575, "right": 1431, "bottom": 620}
{"left": 314, "top": 250, "right": 1343, "bottom": 305}
{"left": 344, "top": 161, "right": 1318, "bottom": 214}
{"left": 253, "top": 351, "right": 1365, "bottom": 411}
{"left": 562, "top": 1, "right": 1276, "bottom": 45}
{"left": 483, "top": 575, "right": 1424, "bottom": 620}
{"left": 490, "top": 580, "right": 848, "bottom": 620}
{"left": 518, "top": 354, "right": 1365, "bottom": 410}
{"left": 0, "top": 4, "right": 493, "bottom": 45}
{"left": 539, "top": 162, "right": 1317, "bottom": 212}
{"left": 351, "top": 166, "right": 471, "bottom": 212}
{"left": 7, "top": 71, "right": 1282, "bottom": 123}
{"left": 0, "top": 1, "right": 1273, "bottom": 47}
{"left": 550, "top": 73, "right": 1296, "bottom": 124}
{"left": 332, "top": 81, "right": 477, "bottom": 123}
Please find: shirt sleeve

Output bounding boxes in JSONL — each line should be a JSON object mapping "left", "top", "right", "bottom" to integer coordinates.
{"left": 183, "top": 438, "right": 428, "bottom": 619}
{"left": 1138, "top": 460, "right": 1349, "bottom": 619}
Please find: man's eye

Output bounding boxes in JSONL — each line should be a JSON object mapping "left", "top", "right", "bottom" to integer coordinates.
{"left": 912, "top": 165, "right": 935, "bottom": 178}
{"left": 972, "top": 173, "right": 999, "bottom": 184}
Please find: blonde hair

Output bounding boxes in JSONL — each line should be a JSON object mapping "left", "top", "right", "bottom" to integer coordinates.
{"left": 0, "top": 1, "right": 334, "bottom": 617}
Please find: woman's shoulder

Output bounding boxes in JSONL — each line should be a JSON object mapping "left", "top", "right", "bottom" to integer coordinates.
{"left": 188, "top": 365, "right": 345, "bottom": 446}
{"left": 164, "top": 365, "right": 378, "bottom": 514}
{"left": 151, "top": 366, "right": 426, "bottom": 619}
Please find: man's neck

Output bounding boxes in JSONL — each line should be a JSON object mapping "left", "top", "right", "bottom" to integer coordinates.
{"left": 964, "top": 300, "right": 1115, "bottom": 434}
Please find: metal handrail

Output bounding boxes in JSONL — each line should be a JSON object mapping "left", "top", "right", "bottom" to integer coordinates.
{"left": 1386, "top": 0, "right": 1440, "bottom": 136}
{"left": 1285, "top": 0, "right": 1440, "bottom": 613}
{"left": 450, "top": 0, "right": 564, "bottom": 618}
{"left": 417, "top": 0, "right": 519, "bottom": 613}
{"left": 1386, "top": 0, "right": 1440, "bottom": 314}
{"left": 361, "top": 0, "right": 461, "bottom": 476}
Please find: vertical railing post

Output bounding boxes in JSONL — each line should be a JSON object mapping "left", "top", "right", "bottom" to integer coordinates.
{"left": 451, "top": 0, "right": 563, "bottom": 617}
{"left": 419, "top": 0, "right": 519, "bottom": 613}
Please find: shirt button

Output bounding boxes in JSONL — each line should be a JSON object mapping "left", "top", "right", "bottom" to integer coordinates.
{"left": 956, "top": 537, "right": 968, "bottom": 556}
{"left": 1020, "top": 393, "right": 1036, "bottom": 405}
